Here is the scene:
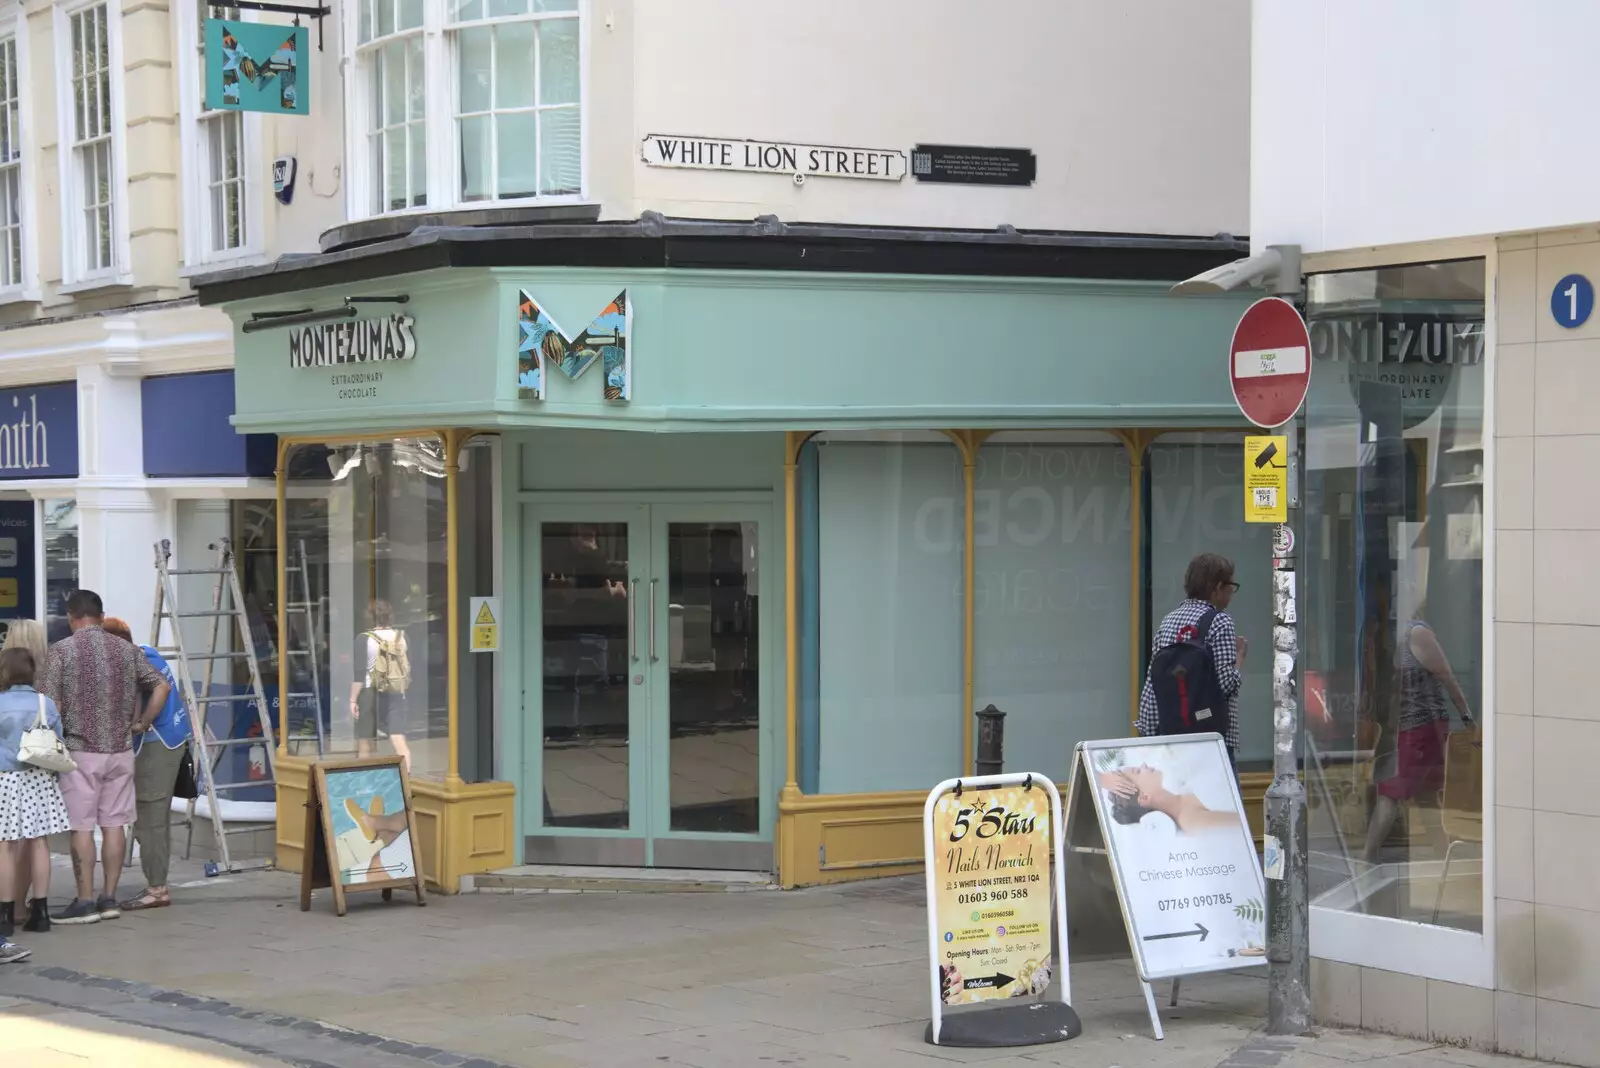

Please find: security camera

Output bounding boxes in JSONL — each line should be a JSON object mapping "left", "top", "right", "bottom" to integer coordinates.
{"left": 1170, "top": 244, "right": 1301, "bottom": 297}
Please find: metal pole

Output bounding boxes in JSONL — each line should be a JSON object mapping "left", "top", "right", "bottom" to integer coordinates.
{"left": 1265, "top": 417, "right": 1310, "bottom": 1035}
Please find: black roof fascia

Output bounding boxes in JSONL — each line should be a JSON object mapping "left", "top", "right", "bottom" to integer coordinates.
{"left": 192, "top": 217, "right": 1250, "bottom": 306}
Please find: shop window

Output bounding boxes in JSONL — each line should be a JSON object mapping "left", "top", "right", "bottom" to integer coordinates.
{"left": 285, "top": 437, "right": 451, "bottom": 780}
{"left": 1147, "top": 433, "right": 1274, "bottom": 768}
{"left": 1302, "top": 259, "right": 1486, "bottom": 936}
{"left": 456, "top": 436, "right": 497, "bottom": 782}
{"left": 804, "top": 432, "right": 964, "bottom": 794}
{"left": 350, "top": 0, "right": 582, "bottom": 219}
{"left": 972, "top": 433, "right": 1132, "bottom": 780}
{"left": 42, "top": 498, "right": 77, "bottom": 643}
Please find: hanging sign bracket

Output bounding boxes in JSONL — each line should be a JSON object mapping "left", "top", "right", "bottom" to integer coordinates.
{"left": 209, "top": 0, "right": 332, "bottom": 50}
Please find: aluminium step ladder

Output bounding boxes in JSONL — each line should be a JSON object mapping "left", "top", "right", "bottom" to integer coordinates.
{"left": 283, "top": 540, "right": 327, "bottom": 757}
{"left": 150, "top": 538, "right": 276, "bottom": 875}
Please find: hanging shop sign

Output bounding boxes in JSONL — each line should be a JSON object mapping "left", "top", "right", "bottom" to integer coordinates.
{"left": 288, "top": 314, "right": 417, "bottom": 369}
{"left": 0, "top": 382, "right": 78, "bottom": 480}
{"left": 1065, "top": 735, "right": 1267, "bottom": 1040}
{"left": 923, "top": 773, "right": 1080, "bottom": 1048}
{"left": 205, "top": 19, "right": 308, "bottom": 116}
{"left": 1243, "top": 435, "right": 1289, "bottom": 524}
{"left": 911, "top": 144, "right": 1037, "bottom": 186}
{"left": 517, "top": 291, "right": 630, "bottom": 402}
{"left": 641, "top": 135, "right": 906, "bottom": 182}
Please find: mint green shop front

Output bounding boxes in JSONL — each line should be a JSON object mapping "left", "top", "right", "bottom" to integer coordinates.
{"left": 200, "top": 229, "right": 1265, "bottom": 890}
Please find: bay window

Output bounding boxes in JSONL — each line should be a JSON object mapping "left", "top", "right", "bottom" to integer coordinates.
{"left": 350, "top": 0, "right": 582, "bottom": 219}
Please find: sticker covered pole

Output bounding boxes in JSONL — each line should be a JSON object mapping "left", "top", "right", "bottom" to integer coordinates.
{"left": 1263, "top": 415, "right": 1310, "bottom": 1035}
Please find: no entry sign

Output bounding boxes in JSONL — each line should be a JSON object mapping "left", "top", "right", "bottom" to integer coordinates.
{"left": 1229, "top": 297, "right": 1311, "bottom": 429}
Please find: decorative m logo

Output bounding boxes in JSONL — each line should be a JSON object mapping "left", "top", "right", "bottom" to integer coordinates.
{"left": 205, "top": 20, "right": 307, "bottom": 116}
{"left": 517, "top": 291, "right": 630, "bottom": 402}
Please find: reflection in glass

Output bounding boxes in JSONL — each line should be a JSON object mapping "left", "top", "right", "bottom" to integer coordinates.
{"left": 541, "top": 522, "right": 630, "bottom": 829}
{"left": 1302, "top": 259, "right": 1485, "bottom": 933}
{"left": 667, "top": 523, "right": 759, "bottom": 834}
{"left": 42, "top": 499, "right": 78, "bottom": 645}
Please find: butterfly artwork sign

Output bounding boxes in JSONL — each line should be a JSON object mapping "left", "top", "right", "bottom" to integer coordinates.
{"left": 517, "top": 291, "right": 630, "bottom": 402}
{"left": 205, "top": 20, "right": 308, "bottom": 116}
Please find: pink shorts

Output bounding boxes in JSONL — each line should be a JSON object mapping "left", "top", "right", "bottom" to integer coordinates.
{"left": 58, "top": 750, "right": 136, "bottom": 831}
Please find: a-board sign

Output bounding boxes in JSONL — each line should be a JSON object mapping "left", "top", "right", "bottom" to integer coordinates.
{"left": 923, "top": 772, "right": 1081, "bottom": 1049}
{"left": 301, "top": 756, "right": 426, "bottom": 916}
{"left": 1070, "top": 736, "right": 1265, "bottom": 998}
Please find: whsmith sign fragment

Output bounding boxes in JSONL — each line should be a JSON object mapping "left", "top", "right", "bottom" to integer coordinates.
{"left": 289, "top": 315, "right": 417, "bottom": 369}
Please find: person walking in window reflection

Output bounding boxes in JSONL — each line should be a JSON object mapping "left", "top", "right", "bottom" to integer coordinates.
{"left": 1362, "top": 607, "right": 1476, "bottom": 865}
{"left": 349, "top": 601, "right": 413, "bottom": 774}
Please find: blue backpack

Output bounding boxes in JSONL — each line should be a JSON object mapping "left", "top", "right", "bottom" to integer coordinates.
{"left": 1149, "top": 609, "right": 1229, "bottom": 738}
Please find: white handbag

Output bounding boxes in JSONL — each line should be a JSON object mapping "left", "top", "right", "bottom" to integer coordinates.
{"left": 18, "top": 692, "right": 77, "bottom": 774}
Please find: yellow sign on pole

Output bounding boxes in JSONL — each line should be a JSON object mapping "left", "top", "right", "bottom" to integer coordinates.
{"left": 1244, "top": 435, "right": 1288, "bottom": 524}
{"left": 469, "top": 596, "right": 500, "bottom": 653}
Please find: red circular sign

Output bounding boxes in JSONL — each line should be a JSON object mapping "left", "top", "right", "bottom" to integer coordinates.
{"left": 1229, "top": 296, "right": 1312, "bottom": 429}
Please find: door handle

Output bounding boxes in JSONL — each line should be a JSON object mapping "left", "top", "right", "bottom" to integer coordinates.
{"left": 629, "top": 578, "right": 640, "bottom": 662}
{"left": 649, "top": 578, "right": 659, "bottom": 662}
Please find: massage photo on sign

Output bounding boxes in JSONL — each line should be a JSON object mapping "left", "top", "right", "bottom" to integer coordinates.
{"left": 1091, "top": 742, "right": 1265, "bottom": 969}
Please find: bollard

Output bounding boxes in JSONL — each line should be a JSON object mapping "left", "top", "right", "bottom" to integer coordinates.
{"left": 974, "top": 704, "right": 1005, "bottom": 776}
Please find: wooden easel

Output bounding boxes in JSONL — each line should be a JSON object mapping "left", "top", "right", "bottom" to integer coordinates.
{"left": 300, "top": 755, "right": 426, "bottom": 916}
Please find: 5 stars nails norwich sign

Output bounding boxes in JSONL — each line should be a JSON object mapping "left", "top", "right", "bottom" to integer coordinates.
{"left": 205, "top": 20, "right": 308, "bottom": 116}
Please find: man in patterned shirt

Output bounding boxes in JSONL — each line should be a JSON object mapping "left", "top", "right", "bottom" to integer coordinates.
{"left": 42, "top": 590, "right": 170, "bottom": 926}
{"left": 1136, "top": 553, "right": 1248, "bottom": 763}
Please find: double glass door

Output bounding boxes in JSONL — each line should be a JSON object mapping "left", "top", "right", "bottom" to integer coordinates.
{"left": 525, "top": 501, "right": 770, "bottom": 870}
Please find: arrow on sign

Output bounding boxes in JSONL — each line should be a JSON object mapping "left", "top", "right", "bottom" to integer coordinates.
{"left": 962, "top": 973, "right": 1016, "bottom": 992}
{"left": 1143, "top": 923, "right": 1209, "bottom": 943}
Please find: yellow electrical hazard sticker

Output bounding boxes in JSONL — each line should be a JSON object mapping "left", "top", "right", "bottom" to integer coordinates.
{"left": 1244, "top": 435, "right": 1288, "bottom": 524}
{"left": 469, "top": 597, "right": 500, "bottom": 653}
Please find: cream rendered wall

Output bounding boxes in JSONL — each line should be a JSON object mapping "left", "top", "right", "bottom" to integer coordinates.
{"left": 618, "top": 0, "right": 1250, "bottom": 234}
{"left": 1253, "top": 0, "right": 1600, "bottom": 255}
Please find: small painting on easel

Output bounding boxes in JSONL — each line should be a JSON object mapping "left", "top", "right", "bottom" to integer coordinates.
{"left": 302, "top": 756, "right": 425, "bottom": 916}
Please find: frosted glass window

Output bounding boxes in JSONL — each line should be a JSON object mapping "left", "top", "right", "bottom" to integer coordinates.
{"left": 1147, "top": 435, "right": 1274, "bottom": 765}
{"left": 973, "top": 436, "right": 1132, "bottom": 780}
{"left": 817, "top": 436, "right": 963, "bottom": 794}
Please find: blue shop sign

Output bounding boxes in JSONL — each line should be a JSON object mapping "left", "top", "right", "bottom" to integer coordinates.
{"left": 0, "top": 382, "right": 78, "bottom": 480}
{"left": 143, "top": 370, "right": 277, "bottom": 478}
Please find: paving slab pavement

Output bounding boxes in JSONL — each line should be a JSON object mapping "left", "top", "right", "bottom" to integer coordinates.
{"left": 0, "top": 856, "right": 1567, "bottom": 1068}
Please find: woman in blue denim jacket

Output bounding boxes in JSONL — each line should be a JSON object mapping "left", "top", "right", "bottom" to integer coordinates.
{"left": 0, "top": 646, "right": 72, "bottom": 960}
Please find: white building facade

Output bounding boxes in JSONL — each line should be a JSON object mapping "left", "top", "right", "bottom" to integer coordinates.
{"left": 0, "top": 0, "right": 340, "bottom": 644}
{"left": 1253, "top": 2, "right": 1600, "bottom": 1062}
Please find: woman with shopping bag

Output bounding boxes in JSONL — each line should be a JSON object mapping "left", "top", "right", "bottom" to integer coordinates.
{"left": 0, "top": 646, "right": 74, "bottom": 960}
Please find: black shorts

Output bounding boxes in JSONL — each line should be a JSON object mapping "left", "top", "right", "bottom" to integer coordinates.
{"left": 355, "top": 689, "right": 412, "bottom": 740}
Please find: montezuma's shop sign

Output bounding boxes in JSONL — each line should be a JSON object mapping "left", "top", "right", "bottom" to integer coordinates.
{"left": 289, "top": 314, "right": 417, "bottom": 369}
{"left": 922, "top": 774, "right": 1078, "bottom": 1048}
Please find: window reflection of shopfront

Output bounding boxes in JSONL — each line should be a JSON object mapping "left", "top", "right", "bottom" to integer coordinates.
{"left": 42, "top": 498, "right": 78, "bottom": 643}
{"left": 1302, "top": 259, "right": 1486, "bottom": 941}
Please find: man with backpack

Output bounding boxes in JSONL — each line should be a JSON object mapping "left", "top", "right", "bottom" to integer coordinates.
{"left": 1137, "top": 553, "right": 1247, "bottom": 764}
{"left": 348, "top": 599, "right": 413, "bottom": 773}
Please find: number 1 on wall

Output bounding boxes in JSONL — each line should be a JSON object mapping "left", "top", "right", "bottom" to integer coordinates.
{"left": 1552, "top": 273, "right": 1593, "bottom": 329}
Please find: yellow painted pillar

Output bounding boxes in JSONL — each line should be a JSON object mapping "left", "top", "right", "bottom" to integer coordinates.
{"left": 1120, "top": 430, "right": 1148, "bottom": 729}
{"left": 781, "top": 431, "right": 804, "bottom": 802}
{"left": 275, "top": 439, "right": 290, "bottom": 759}
{"left": 445, "top": 430, "right": 463, "bottom": 788}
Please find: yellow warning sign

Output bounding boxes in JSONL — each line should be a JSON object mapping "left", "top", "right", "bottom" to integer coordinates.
{"left": 0, "top": 578, "right": 16, "bottom": 609}
{"left": 469, "top": 596, "right": 500, "bottom": 653}
{"left": 1244, "top": 435, "right": 1288, "bottom": 524}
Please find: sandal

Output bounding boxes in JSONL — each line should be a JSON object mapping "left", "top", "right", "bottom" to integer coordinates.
{"left": 119, "top": 889, "right": 171, "bottom": 912}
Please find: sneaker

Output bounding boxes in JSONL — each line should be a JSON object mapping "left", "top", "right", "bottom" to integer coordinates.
{"left": 54, "top": 899, "right": 101, "bottom": 926}
{"left": 0, "top": 940, "right": 30, "bottom": 964}
{"left": 95, "top": 896, "right": 122, "bottom": 921}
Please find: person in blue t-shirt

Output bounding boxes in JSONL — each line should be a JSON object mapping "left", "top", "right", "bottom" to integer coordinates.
{"left": 101, "top": 619, "right": 191, "bottom": 912}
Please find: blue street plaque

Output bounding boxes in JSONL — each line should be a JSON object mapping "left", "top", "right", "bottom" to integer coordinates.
{"left": 1551, "top": 273, "right": 1593, "bottom": 329}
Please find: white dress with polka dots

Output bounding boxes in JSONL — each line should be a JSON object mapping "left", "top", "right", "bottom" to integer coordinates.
{"left": 0, "top": 768, "right": 73, "bottom": 841}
